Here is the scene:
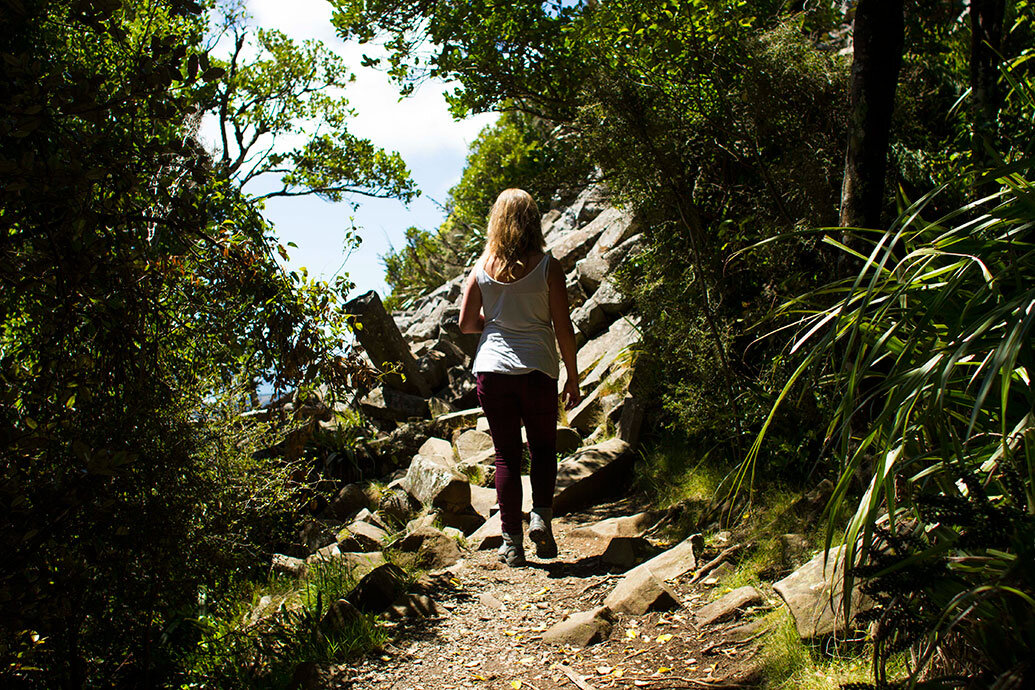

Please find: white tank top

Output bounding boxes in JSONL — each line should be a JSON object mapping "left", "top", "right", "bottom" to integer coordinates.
{"left": 471, "top": 253, "right": 560, "bottom": 378}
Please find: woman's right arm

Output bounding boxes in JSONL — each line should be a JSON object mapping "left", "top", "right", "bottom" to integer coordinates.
{"left": 458, "top": 268, "right": 485, "bottom": 334}
{"left": 547, "top": 257, "right": 581, "bottom": 409}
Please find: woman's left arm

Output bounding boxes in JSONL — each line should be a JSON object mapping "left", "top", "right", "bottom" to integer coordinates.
{"left": 458, "top": 268, "right": 485, "bottom": 333}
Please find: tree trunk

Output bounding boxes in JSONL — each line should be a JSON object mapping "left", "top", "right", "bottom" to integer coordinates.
{"left": 838, "top": 0, "right": 905, "bottom": 232}
{"left": 970, "top": 0, "right": 1006, "bottom": 167}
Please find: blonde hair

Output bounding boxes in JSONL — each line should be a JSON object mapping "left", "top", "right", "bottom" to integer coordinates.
{"left": 484, "top": 188, "right": 544, "bottom": 282}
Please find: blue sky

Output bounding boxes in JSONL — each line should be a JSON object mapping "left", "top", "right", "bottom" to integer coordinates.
{"left": 200, "top": 0, "right": 496, "bottom": 297}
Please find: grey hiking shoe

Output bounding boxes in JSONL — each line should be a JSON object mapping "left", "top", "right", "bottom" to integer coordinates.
{"left": 498, "top": 532, "right": 525, "bottom": 566}
{"left": 528, "top": 507, "right": 557, "bottom": 559}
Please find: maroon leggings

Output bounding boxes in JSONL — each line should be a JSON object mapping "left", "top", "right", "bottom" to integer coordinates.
{"left": 476, "top": 371, "right": 558, "bottom": 535}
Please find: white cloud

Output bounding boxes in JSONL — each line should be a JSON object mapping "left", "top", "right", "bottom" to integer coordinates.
{"left": 243, "top": 0, "right": 495, "bottom": 158}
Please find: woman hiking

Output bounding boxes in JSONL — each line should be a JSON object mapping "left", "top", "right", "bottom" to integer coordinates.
{"left": 458, "top": 188, "right": 581, "bottom": 567}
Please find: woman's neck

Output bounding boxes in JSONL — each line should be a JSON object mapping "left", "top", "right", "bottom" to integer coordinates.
{"left": 483, "top": 250, "right": 545, "bottom": 283}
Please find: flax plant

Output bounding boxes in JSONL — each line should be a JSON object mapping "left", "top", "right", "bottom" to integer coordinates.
{"left": 740, "top": 61, "right": 1035, "bottom": 687}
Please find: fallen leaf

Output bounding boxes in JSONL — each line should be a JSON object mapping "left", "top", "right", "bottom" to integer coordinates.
{"left": 511, "top": 681, "right": 522, "bottom": 689}
{"left": 613, "top": 668, "right": 625, "bottom": 677}
{"left": 657, "top": 667, "right": 671, "bottom": 674}
{"left": 596, "top": 666, "right": 612, "bottom": 675}
{"left": 656, "top": 633, "right": 673, "bottom": 643}
{"left": 380, "top": 655, "right": 391, "bottom": 661}
{"left": 625, "top": 629, "right": 639, "bottom": 639}
{"left": 504, "top": 630, "right": 518, "bottom": 637}
{"left": 520, "top": 657, "right": 535, "bottom": 666}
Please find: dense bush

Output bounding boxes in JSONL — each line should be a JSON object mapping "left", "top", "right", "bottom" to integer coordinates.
{"left": 0, "top": 1, "right": 401, "bottom": 684}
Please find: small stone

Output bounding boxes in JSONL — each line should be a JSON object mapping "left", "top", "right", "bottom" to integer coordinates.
{"left": 271, "top": 553, "right": 306, "bottom": 578}
{"left": 542, "top": 606, "right": 615, "bottom": 646}
{"left": 387, "top": 593, "right": 442, "bottom": 619}
{"left": 604, "top": 569, "right": 680, "bottom": 615}
{"left": 695, "top": 586, "right": 764, "bottom": 627}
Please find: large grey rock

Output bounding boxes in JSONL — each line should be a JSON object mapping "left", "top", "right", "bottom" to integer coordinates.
{"left": 552, "top": 438, "right": 635, "bottom": 515}
{"left": 378, "top": 486, "right": 421, "bottom": 525}
{"left": 616, "top": 395, "right": 645, "bottom": 446}
{"left": 469, "top": 512, "right": 503, "bottom": 550}
{"left": 547, "top": 211, "right": 611, "bottom": 271}
{"left": 541, "top": 208, "right": 566, "bottom": 244}
{"left": 345, "top": 290, "right": 430, "bottom": 396}
{"left": 387, "top": 592, "right": 442, "bottom": 620}
{"left": 321, "top": 598, "right": 361, "bottom": 633}
{"left": 593, "top": 277, "right": 632, "bottom": 316}
{"left": 328, "top": 482, "right": 378, "bottom": 521}
{"left": 559, "top": 316, "right": 641, "bottom": 392}
{"left": 405, "top": 298, "right": 450, "bottom": 342}
{"left": 603, "top": 569, "right": 681, "bottom": 615}
{"left": 571, "top": 296, "right": 609, "bottom": 340}
{"left": 299, "top": 520, "right": 339, "bottom": 553}
{"left": 359, "top": 386, "right": 430, "bottom": 422}
{"left": 351, "top": 508, "right": 389, "bottom": 531}
{"left": 567, "top": 383, "right": 603, "bottom": 433}
{"left": 695, "top": 586, "right": 765, "bottom": 626}
{"left": 396, "top": 526, "right": 462, "bottom": 569}
{"left": 272, "top": 554, "right": 307, "bottom": 578}
{"left": 576, "top": 232, "right": 644, "bottom": 293}
{"left": 569, "top": 511, "right": 661, "bottom": 539}
{"left": 543, "top": 606, "right": 615, "bottom": 646}
{"left": 339, "top": 551, "right": 387, "bottom": 579}
{"left": 601, "top": 536, "right": 658, "bottom": 570}
{"left": 363, "top": 422, "right": 431, "bottom": 465}
{"left": 555, "top": 426, "right": 582, "bottom": 455}
{"left": 337, "top": 520, "right": 388, "bottom": 552}
{"left": 347, "top": 563, "right": 407, "bottom": 613}
{"left": 406, "top": 455, "right": 472, "bottom": 513}
{"left": 605, "top": 534, "right": 699, "bottom": 609}
{"left": 469, "top": 484, "right": 497, "bottom": 518}
{"left": 587, "top": 208, "right": 639, "bottom": 258}
{"left": 773, "top": 545, "right": 874, "bottom": 640}
{"left": 436, "top": 406, "right": 482, "bottom": 428}
{"left": 416, "top": 348, "right": 450, "bottom": 390}
{"left": 417, "top": 437, "right": 455, "bottom": 463}
{"left": 455, "top": 429, "right": 494, "bottom": 461}
{"left": 437, "top": 507, "right": 485, "bottom": 535}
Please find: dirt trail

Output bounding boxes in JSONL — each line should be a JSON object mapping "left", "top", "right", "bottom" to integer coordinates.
{"left": 347, "top": 496, "right": 767, "bottom": 690}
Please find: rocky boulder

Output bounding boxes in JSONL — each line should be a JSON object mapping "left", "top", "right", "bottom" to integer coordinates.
{"left": 345, "top": 290, "right": 430, "bottom": 396}
{"left": 337, "top": 520, "right": 388, "bottom": 552}
{"left": 455, "top": 429, "right": 494, "bottom": 462}
{"left": 603, "top": 569, "right": 681, "bottom": 615}
{"left": 328, "top": 482, "right": 378, "bottom": 521}
{"left": 695, "top": 586, "right": 765, "bottom": 627}
{"left": 543, "top": 606, "right": 615, "bottom": 647}
{"left": 601, "top": 536, "right": 658, "bottom": 570}
{"left": 569, "top": 511, "right": 661, "bottom": 539}
{"left": 553, "top": 439, "right": 635, "bottom": 515}
{"left": 387, "top": 593, "right": 442, "bottom": 620}
{"left": 773, "top": 545, "right": 873, "bottom": 640}
{"left": 396, "top": 525, "right": 462, "bottom": 569}
{"left": 271, "top": 554, "right": 307, "bottom": 578}
{"left": 347, "top": 563, "right": 407, "bottom": 614}
{"left": 359, "top": 386, "right": 430, "bottom": 422}
{"left": 378, "top": 486, "right": 421, "bottom": 525}
{"left": 406, "top": 455, "right": 472, "bottom": 514}
{"left": 605, "top": 533, "right": 700, "bottom": 611}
